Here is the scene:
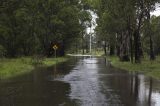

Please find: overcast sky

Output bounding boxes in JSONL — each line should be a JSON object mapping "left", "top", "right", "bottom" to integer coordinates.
{"left": 151, "top": 8, "right": 160, "bottom": 16}
{"left": 151, "top": 3, "right": 160, "bottom": 16}
{"left": 86, "top": 11, "right": 97, "bottom": 34}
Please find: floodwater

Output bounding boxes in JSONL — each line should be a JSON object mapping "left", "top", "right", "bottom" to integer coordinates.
{"left": 0, "top": 57, "right": 160, "bottom": 106}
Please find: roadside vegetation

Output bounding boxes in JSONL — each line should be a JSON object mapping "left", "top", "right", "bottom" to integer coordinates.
{"left": 42, "top": 57, "right": 68, "bottom": 66}
{"left": 0, "top": 0, "right": 160, "bottom": 80}
{"left": 0, "top": 57, "right": 68, "bottom": 79}
{"left": 0, "top": 0, "right": 92, "bottom": 57}
{"left": 90, "top": 0, "right": 160, "bottom": 79}
{"left": 108, "top": 56, "right": 160, "bottom": 79}
{"left": 0, "top": 0, "right": 91, "bottom": 80}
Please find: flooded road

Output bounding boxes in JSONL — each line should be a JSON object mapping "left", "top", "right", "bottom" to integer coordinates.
{"left": 0, "top": 57, "right": 160, "bottom": 106}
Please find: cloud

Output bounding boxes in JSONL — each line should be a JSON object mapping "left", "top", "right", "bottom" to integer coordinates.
{"left": 151, "top": 10, "right": 160, "bottom": 16}
{"left": 151, "top": 4, "right": 160, "bottom": 16}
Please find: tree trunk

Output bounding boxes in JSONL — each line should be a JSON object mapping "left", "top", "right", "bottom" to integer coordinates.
{"left": 60, "top": 40, "right": 65, "bottom": 56}
{"left": 134, "top": 15, "right": 144, "bottom": 63}
{"left": 86, "top": 41, "right": 89, "bottom": 53}
{"left": 76, "top": 42, "right": 78, "bottom": 54}
{"left": 130, "top": 33, "right": 134, "bottom": 63}
{"left": 116, "top": 33, "right": 120, "bottom": 56}
{"left": 82, "top": 34, "right": 84, "bottom": 54}
{"left": 146, "top": 11, "right": 155, "bottom": 60}
{"left": 127, "top": 19, "right": 134, "bottom": 63}
{"left": 110, "top": 44, "right": 115, "bottom": 56}
{"left": 103, "top": 41, "right": 107, "bottom": 56}
{"left": 134, "top": 30, "right": 141, "bottom": 63}
{"left": 119, "top": 32, "right": 130, "bottom": 61}
{"left": 149, "top": 34, "right": 155, "bottom": 60}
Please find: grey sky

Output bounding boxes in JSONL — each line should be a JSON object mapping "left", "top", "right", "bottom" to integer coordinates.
{"left": 151, "top": 8, "right": 160, "bottom": 16}
{"left": 151, "top": 3, "right": 160, "bottom": 16}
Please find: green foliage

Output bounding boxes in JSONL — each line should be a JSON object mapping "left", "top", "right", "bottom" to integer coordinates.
{"left": 142, "top": 15, "right": 160, "bottom": 55}
{"left": 0, "top": 0, "right": 90, "bottom": 57}
{"left": 94, "top": 0, "right": 160, "bottom": 62}
{"left": 0, "top": 45, "right": 6, "bottom": 58}
{"left": 151, "top": 16, "right": 160, "bottom": 54}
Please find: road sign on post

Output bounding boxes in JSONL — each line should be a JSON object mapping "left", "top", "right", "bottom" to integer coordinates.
{"left": 53, "top": 45, "right": 58, "bottom": 76}
{"left": 53, "top": 45, "right": 58, "bottom": 50}
{"left": 53, "top": 45, "right": 58, "bottom": 58}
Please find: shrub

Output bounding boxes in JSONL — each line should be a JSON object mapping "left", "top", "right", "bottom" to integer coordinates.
{"left": 0, "top": 45, "right": 6, "bottom": 58}
{"left": 31, "top": 55, "right": 45, "bottom": 65}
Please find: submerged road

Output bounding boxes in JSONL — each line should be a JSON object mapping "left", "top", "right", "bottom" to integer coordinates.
{"left": 0, "top": 57, "right": 160, "bottom": 106}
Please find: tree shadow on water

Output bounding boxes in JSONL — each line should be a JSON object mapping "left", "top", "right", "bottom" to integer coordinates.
{"left": 0, "top": 60, "right": 78, "bottom": 106}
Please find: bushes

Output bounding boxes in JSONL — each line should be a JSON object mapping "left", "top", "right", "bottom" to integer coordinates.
{"left": 0, "top": 45, "right": 6, "bottom": 58}
{"left": 31, "top": 55, "right": 45, "bottom": 65}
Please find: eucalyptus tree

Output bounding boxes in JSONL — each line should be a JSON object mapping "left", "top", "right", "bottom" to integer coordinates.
{"left": 94, "top": 0, "right": 135, "bottom": 60}
{"left": 92, "top": 0, "right": 160, "bottom": 63}
{"left": 79, "top": 10, "right": 92, "bottom": 54}
{"left": 132, "top": 0, "right": 160, "bottom": 62}
{"left": 151, "top": 16, "right": 160, "bottom": 55}
{"left": 143, "top": 0, "right": 160, "bottom": 60}
{"left": 78, "top": 0, "right": 92, "bottom": 54}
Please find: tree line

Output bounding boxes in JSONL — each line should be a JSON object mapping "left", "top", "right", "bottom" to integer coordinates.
{"left": 92, "top": 0, "right": 160, "bottom": 63}
{"left": 0, "top": 0, "right": 92, "bottom": 57}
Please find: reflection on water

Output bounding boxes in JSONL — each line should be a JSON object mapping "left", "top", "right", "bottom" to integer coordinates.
{"left": 0, "top": 59, "right": 77, "bottom": 106}
{"left": 0, "top": 57, "right": 160, "bottom": 106}
{"left": 63, "top": 58, "right": 108, "bottom": 106}
{"left": 102, "top": 58, "right": 160, "bottom": 106}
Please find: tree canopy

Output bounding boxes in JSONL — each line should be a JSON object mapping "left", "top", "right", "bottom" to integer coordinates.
{"left": 92, "top": 0, "right": 160, "bottom": 63}
{"left": 0, "top": 0, "right": 92, "bottom": 57}
{"left": 0, "top": 0, "right": 160, "bottom": 61}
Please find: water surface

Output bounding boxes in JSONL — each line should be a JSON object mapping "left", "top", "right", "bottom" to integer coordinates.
{"left": 0, "top": 57, "right": 160, "bottom": 106}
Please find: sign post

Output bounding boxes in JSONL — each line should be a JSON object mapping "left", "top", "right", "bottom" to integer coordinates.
{"left": 53, "top": 45, "right": 58, "bottom": 59}
{"left": 53, "top": 45, "right": 58, "bottom": 79}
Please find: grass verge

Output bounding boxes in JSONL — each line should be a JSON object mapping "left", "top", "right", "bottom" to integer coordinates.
{"left": 107, "top": 56, "right": 160, "bottom": 79}
{"left": 42, "top": 57, "right": 68, "bottom": 66}
{"left": 0, "top": 57, "right": 68, "bottom": 79}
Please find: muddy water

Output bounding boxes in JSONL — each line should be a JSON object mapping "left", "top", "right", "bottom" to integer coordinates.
{"left": 0, "top": 57, "right": 160, "bottom": 106}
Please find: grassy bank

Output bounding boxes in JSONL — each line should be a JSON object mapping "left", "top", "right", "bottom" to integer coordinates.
{"left": 108, "top": 56, "right": 160, "bottom": 79}
{"left": 42, "top": 57, "right": 68, "bottom": 66}
{"left": 0, "top": 57, "right": 68, "bottom": 79}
